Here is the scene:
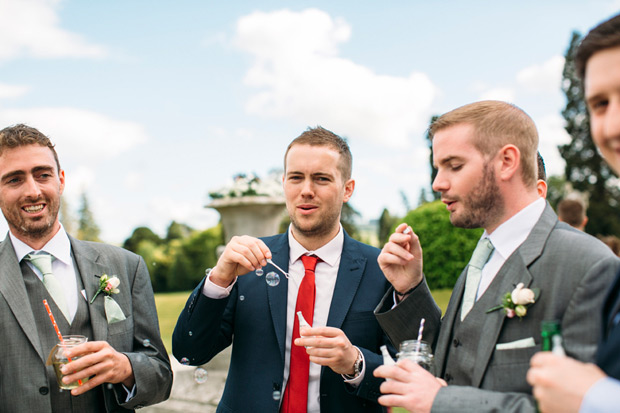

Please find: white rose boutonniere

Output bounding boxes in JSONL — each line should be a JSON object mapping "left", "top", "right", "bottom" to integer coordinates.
{"left": 91, "top": 274, "right": 126, "bottom": 324}
{"left": 487, "top": 283, "right": 540, "bottom": 319}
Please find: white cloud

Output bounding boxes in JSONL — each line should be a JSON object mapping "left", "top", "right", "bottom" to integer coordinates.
{"left": 535, "top": 113, "right": 571, "bottom": 177}
{"left": 0, "top": 0, "right": 107, "bottom": 62}
{"left": 0, "top": 82, "right": 30, "bottom": 99}
{"left": 234, "top": 8, "right": 437, "bottom": 147}
{"left": 0, "top": 107, "right": 148, "bottom": 161}
{"left": 478, "top": 87, "right": 516, "bottom": 102}
{"left": 516, "top": 56, "right": 565, "bottom": 93}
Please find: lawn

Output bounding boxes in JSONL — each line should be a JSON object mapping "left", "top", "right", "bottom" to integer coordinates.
{"left": 154, "top": 289, "right": 452, "bottom": 353}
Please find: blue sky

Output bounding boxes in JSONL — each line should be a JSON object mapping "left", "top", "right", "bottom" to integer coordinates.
{"left": 0, "top": 0, "right": 618, "bottom": 244}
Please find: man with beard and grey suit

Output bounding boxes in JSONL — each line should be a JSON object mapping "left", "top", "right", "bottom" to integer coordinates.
{"left": 0, "top": 124, "right": 172, "bottom": 412}
{"left": 372, "top": 101, "right": 620, "bottom": 413}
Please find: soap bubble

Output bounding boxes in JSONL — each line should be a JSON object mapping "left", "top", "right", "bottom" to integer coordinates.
{"left": 179, "top": 357, "right": 190, "bottom": 365}
{"left": 194, "top": 367, "right": 208, "bottom": 384}
{"left": 142, "top": 339, "right": 151, "bottom": 347}
{"left": 272, "top": 390, "right": 281, "bottom": 400}
{"left": 239, "top": 295, "right": 245, "bottom": 301}
{"left": 255, "top": 268, "right": 264, "bottom": 276}
{"left": 266, "top": 272, "right": 280, "bottom": 287}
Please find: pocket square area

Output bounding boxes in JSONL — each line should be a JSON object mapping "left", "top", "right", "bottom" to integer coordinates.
{"left": 495, "top": 337, "right": 536, "bottom": 350}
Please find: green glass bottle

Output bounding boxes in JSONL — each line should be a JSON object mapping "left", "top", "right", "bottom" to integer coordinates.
{"left": 541, "top": 320, "right": 562, "bottom": 352}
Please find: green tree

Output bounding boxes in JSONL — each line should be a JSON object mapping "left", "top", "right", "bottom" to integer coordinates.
{"left": 77, "top": 192, "right": 101, "bottom": 242}
{"left": 123, "top": 226, "right": 163, "bottom": 253}
{"left": 426, "top": 115, "right": 441, "bottom": 201}
{"left": 559, "top": 31, "right": 620, "bottom": 237}
{"left": 401, "top": 201, "right": 483, "bottom": 289}
{"left": 378, "top": 208, "right": 399, "bottom": 245}
{"left": 59, "top": 195, "right": 76, "bottom": 237}
{"left": 166, "top": 221, "right": 193, "bottom": 241}
{"left": 341, "top": 203, "right": 361, "bottom": 240}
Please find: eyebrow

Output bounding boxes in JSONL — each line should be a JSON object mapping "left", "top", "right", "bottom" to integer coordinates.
{"left": 1, "top": 165, "right": 55, "bottom": 182}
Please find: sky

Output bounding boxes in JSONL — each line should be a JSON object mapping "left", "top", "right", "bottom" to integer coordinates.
{"left": 0, "top": 0, "right": 618, "bottom": 244}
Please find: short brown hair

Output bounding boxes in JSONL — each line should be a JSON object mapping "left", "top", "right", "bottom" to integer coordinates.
{"left": 0, "top": 124, "right": 60, "bottom": 171}
{"left": 576, "top": 13, "right": 620, "bottom": 80}
{"left": 557, "top": 199, "right": 586, "bottom": 228}
{"left": 429, "top": 101, "right": 539, "bottom": 186}
{"left": 537, "top": 151, "right": 546, "bottom": 181}
{"left": 284, "top": 126, "right": 352, "bottom": 180}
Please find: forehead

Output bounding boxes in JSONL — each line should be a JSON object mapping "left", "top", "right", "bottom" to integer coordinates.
{"left": 285, "top": 144, "right": 342, "bottom": 171}
{"left": 432, "top": 124, "right": 481, "bottom": 163}
{"left": 584, "top": 46, "right": 620, "bottom": 99}
{"left": 0, "top": 145, "right": 57, "bottom": 173}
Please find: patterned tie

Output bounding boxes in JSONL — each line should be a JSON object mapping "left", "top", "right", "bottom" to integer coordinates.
{"left": 25, "top": 252, "right": 70, "bottom": 322}
{"left": 461, "top": 238, "right": 494, "bottom": 321}
{"left": 281, "top": 254, "right": 319, "bottom": 413}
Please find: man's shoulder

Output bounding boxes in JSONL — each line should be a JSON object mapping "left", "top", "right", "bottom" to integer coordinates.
{"left": 72, "top": 238, "right": 141, "bottom": 263}
{"left": 547, "top": 222, "right": 617, "bottom": 259}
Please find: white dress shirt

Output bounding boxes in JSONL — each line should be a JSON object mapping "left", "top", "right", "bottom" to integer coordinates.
{"left": 11, "top": 225, "right": 79, "bottom": 321}
{"left": 476, "top": 197, "right": 546, "bottom": 299}
{"left": 203, "top": 225, "right": 357, "bottom": 413}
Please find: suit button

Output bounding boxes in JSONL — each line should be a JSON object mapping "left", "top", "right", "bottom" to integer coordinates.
{"left": 39, "top": 387, "right": 49, "bottom": 395}
{"left": 445, "top": 373, "right": 453, "bottom": 382}
{"left": 453, "top": 338, "right": 461, "bottom": 347}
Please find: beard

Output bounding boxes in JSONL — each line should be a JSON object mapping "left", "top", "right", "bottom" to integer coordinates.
{"left": 289, "top": 203, "right": 342, "bottom": 241}
{"left": 450, "top": 162, "right": 504, "bottom": 229}
{"left": 2, "top": 196, "right": 60, "bottom": 241}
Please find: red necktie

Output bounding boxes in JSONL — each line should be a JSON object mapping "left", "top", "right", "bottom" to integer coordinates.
{"left": 281, "top": 255, "right": 319, "bottom": 413}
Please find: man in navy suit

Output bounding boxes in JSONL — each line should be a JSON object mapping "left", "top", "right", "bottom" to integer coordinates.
{"left": 173, "top": 126, "right": 433, "bottom": 412}
{"left": 527, "top": 13, "right": 620, "bottom": 413}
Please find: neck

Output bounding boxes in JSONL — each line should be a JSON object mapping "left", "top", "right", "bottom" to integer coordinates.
{"left": 11, "top": 223, "right": 61, "bottom": 251}
{"left": 291, "top": 225, "right": 340, "bottom": 251}
{"left": 485, "top": 187, "right": 540, "bottom": 234}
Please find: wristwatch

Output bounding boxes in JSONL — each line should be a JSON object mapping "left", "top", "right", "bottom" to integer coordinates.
{"left": 342, "top": 346, "right": 363, "bottom": 380}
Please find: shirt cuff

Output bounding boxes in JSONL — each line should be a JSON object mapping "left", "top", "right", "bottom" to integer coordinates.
{"left": 341, "top": 347, "right": 365, "bottom": 388}
{"left": 579, "top": 376, "right": 620, "bottom": 413}
{"left": 202, "top": 271, "right": 236, "bottom": 299}
{"left": 122, "top": 383, "right": 136, "bottom": 403}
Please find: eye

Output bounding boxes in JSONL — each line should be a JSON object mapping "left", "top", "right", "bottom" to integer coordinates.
{"left": 450, "top": 164, "right": 463, "bottom": 171}
{"left": 589, "top": 99, "right": 608, "bottom": 114}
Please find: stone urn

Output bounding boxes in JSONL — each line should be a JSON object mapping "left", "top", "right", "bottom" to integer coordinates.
{"left": 208, "top": 195, "right": 287, "bottom": 243}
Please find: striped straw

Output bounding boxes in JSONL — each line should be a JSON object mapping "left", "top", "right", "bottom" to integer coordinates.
{"left": 415, "top": 318, "right": 425, "bottom": 354}
{"left": 43, "top": 299, "right": 82, "bottom": 386}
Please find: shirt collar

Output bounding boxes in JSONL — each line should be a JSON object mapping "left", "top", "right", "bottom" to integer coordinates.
{"left": 10, "top": 225, "right": 72, "bottom": 265}
{"left": 288, "top": 224, "right": 344, "bottom": 268}
{"left": 484, "top": 197, "right": 546, "bottom": 260}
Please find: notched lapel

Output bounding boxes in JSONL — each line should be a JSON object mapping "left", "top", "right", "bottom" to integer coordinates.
{"left": 70, "top": 238, "right": 109, "bottom": 342}
{"left": 266, "top": 235, "right": 290, "bottom": 361}
{"left": 326, "top": 236, "right": 365, "bottom": 330}
{"left": 0, "top": 237, "right": 47, "bottom": 362}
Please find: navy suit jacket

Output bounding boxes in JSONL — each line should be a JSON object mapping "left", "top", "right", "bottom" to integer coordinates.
{"left": 173, "top": 231, "right": 391, "bottom": 412}
{"left": 596, "top": 268, "right": 620, "bottom": 379}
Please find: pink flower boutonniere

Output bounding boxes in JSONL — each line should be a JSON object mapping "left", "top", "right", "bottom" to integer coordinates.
{"left": 487, "top": 283, "right": 540, "bottom": 319}
{"left": 90, "top": 274, "right": 120, "bottom": 304}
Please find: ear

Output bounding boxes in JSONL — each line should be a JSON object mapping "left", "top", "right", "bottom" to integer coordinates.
{"left": 497, "top": 144, "right": 521, "bottom": 182}
{"left": 58, "top": 169, "right": 66, "bottom": 195}
{"left": 343, "top": 179, "right": 355, "bottom": 203}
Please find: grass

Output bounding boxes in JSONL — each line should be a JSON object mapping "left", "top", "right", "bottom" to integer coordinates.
{"left": 153, "top": 288, "right": 453, "bottom": 353}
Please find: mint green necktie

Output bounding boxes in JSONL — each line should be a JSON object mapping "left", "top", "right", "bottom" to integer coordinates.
{"left": 461, "top": 238, "right": 495, "bottom": 321}
{"left": 26, "top": 253, "right": 70, "bottom": 322}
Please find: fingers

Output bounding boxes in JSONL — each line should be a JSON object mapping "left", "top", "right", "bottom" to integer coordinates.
{"left": 213, "top": 236, "right": 272, "bottom": 283}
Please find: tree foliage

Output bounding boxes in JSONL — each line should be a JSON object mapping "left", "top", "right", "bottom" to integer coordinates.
{"left": 401, "top": 201, "right": 483, "bottom": 289}
{"left": 77, "top": 192, "right": 101, "bottom": 242}
{"left": 378, "top": 208, "right": 399, "bottom": 246}
{"left": 560, "top": 31, "right": 620, "bottom": 237}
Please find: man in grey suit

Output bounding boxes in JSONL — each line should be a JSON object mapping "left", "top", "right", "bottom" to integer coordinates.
{"left": 373, "top": 101, "right": 620, "bottom": 412}
{"left": 0, "top": 124, "right": 172, "bottom": 412}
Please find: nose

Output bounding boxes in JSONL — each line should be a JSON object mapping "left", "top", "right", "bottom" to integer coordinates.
{"left": 604, "top": 98, "right": 620, "bottom": 141}
{"left": 300, "top": 179, "right": 315, "bottom": 198}
{"left": 432, "top": 170, "right": 448, "bottom": 193}
{"left": 23, "top": 175, "right": 43, "bottom": 199}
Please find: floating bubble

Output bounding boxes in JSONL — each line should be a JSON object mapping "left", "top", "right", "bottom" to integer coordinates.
{"left": 194, "top": 367, "right": 208, "bottom": 384}
{"left": 272, "top": 390, "right": 281, "bottom": 401}
{"left": 255, "top": 268, "right": 264, "bottom": 276}
{"left": 239, "top": 295, "right": 245, "bottom": 301}
{"left": 180, "top": 357, "right": 190, "bottom": 365}
{"left": 142, "top": 339, "right": 151, "bottom": 347}
{"left": 265, "top": 272, "right": 280, "bottom": 287}
{"left": 188, "top": 331, "right": 193, "bottom": 336}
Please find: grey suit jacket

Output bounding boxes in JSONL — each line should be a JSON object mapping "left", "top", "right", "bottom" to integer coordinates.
{"left": 0, "top": 234, "right": 172, "bottom": 412}
{"left": 376, "top": 204, "right": 620, "bottom": 413}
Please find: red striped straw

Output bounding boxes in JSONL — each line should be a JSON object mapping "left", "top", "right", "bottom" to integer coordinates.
{"left": 43, "top": 300, "right": 82, "bottom": 386}
{"left": 415, "top": 318, "right": 425, "bottom": 354}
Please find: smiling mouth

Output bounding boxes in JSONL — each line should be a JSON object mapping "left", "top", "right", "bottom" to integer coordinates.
{"left": 23, "top": 204, "right": 45, "bottom": 213}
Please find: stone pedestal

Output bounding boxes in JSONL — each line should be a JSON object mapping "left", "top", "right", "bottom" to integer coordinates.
{"left": 208, "top": 196, "right": 287, "bottom": 242}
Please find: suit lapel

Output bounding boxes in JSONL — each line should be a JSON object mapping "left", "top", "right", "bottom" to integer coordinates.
{"left": 69, "top": 237, "right": 109, "bottom": 342}
{"left": 0, "top": 235, "right": 47, "bottom": 362}
{"left": 266, "top": 234, "right": 290, "bottom": 361}
{"left": 468, "top": 204, "right": 556, "bottom": 386}
{"left": 326, "top": 233, "right": 365, "bottom": 329}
